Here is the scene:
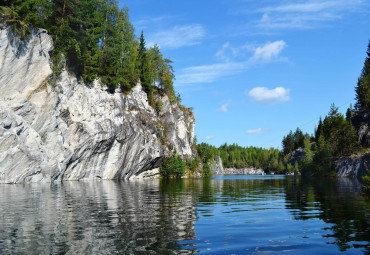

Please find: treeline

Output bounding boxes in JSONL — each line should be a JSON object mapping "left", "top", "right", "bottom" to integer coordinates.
{"left": 196, "top": 143, "right": 284, "bottom": 173}
{"left": 281, "top": 40, "right": 370, "bottom": 175}
{"left": 0, "top": 0, "right": 177, "bottom": 105}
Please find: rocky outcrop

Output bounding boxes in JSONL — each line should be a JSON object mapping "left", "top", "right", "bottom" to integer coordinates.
{"left": 0, "top": 27, "right": 195, "bottom": 183}
{"left": 286, "top": 148, "right": 305, "bottom": 166}
{"left": 210, "top": 156, "right": 224, "bottom": 176}
{"left": 335, "top": 152, "right": 370, "bottom": 178}
{"left": 223, "top": 168, "right": 265, "bottom": 175}
{"left": 352, "top": 109, "right": 370, "bottom": 148}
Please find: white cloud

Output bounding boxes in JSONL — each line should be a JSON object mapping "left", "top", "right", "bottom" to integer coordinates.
{"left": 176, "top": 40, "right": 286, "bottom": 85}
{"left": 217, "top": 103, "right": 229, "bottom": 112}
{"left": 254, "top": 0, "right": 364, "bottom": 30}
{"left": 205, "top": 136, "right": 216, "bottom": 140}
{"left": 250, "top": 41, "right": 287, "bottom": 62}
{"left": 248, "top": 86, "right": 290, "bottom": 103}
{"left": 216, "top": 42, "right": 256, "bottom": 62}
{"left": 176, "top": 62, "right": 244, "bottom": 85}
{"left": 247, "top": 128, "right": 264, "bottom": 134}
{"left": 148, "top": 24, "right": 205, "bottom": 49}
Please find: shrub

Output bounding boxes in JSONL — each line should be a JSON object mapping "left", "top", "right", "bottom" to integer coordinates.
{"left": 160, "top": 155, "right": 185, "bottom": 178}
{"left": 362, "top": 171, "right": 370, "bottom": 194}
{"left": 201, "top": 163, "right": 212, "bottom": 178}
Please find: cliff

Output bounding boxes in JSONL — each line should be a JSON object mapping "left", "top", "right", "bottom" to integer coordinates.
{"left": 335, "top": 152, "right": 370, "bottom": 178}
{"left": 0, "top": 27, "right": 195, "bottom": 183}
{"left": 223, "top": 168, "right": 265, "bottom": 175}
{"left": 334, "top": 110, "right": 369, "bottom": 178}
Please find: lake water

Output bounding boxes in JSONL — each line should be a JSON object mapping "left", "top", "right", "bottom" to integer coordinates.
{"left": 0, "top": 175, "right": 369, "bottom": 254}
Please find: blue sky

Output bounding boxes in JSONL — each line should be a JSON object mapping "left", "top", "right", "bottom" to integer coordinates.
{"left": 119, "top": 0, "right": 370, "bottom": 149}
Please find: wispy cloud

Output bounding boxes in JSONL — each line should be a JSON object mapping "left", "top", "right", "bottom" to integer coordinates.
{"left": 215, "top": 42, "right": 255, "bottom": 62}
{"left": 253, "top": 0, "right": 364, "bottom": 30}
{"left": 247, "top": 128, "right": 264, "bottom": 134}
{"left": 147, "top": 24, "right": 206, "bottom": 49}
{"left": 205, "top": 136, "right": 216, "bottom": 140}
{"left": 177, "top": 62, "right": 245, "bottom": 84}
{"left": 250, "top": 41, "right": 287, "bottom": 62}
{"left": 217, "top": 103, "right": 229, "bottom": 112}
{"left": 248, "top": 86, "right": 290, "bottom": 103}
{"left": 177, "top": 40, "right": 287, "bottom": 85}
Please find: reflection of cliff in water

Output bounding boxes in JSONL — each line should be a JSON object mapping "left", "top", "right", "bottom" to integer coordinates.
{"left": 0, "top": 180, "right": 197, "bottom": 254}
{"left": 284, "top": 177, "right": 370, "bottom": 253}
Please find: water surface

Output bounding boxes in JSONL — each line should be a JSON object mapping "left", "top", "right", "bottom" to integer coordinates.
{"left": 0, "top": 176, "right": 369, "bottom": 254}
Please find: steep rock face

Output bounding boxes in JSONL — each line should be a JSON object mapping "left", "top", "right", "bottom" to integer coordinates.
{"left": 352, "top": 109, "right": 370, "bottom": 148}
{"left": 210, "top": 156, "right": 224, "bottom": 176}
{"left": 335, "top": 152, "right": 370, "bottom": 178}
{"left": 286, "top": 148, "right": 305, "bottom": 166}
{"left": 223, "top": 168, "right": 265, "bottom": 175}
{"left": 0, "top": 27, "right": 195, "bottom": 183}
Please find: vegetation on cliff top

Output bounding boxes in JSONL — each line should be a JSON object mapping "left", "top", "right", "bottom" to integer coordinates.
{"left": 0, "top": 0, "right": 178, "bottom": 106}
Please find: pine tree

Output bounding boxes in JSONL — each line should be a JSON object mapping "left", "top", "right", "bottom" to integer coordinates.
{"left": 354, "top": 40, "right": 370, "bottom": 112}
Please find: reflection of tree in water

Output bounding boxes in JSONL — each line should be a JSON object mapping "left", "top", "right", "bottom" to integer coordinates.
{"left": 0, "top": 180, "right": 198, "bottom": 254}
{"left": 1, "top": 177, "right": 369, "bottom": 254}
{"left": 284, "top": 177, "right": 370, "bottom": 253}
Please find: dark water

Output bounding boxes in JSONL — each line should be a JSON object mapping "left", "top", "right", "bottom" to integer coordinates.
{"left": 0, "top": 176, "right": 369, "bottom": 254}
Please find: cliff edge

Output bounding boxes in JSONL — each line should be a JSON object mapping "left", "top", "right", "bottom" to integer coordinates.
{"left": 0, "top": 27, "right": 195, "bottom": 183}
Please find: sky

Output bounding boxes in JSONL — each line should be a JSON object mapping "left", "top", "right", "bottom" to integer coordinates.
{"left": 118, "top": 0, "right": 370, "bottom": 149}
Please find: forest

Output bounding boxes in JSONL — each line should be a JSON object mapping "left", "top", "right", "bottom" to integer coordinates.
{"left": 0, "top": 0, "right": 178, "bottom": 107}
{"left": 281, "top": 40, "right": 369, "bottom": 176}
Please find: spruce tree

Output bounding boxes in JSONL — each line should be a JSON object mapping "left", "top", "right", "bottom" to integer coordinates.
{"left": 354, "top": 40, "right": 370, "bottom": 111}
{"left": 137, "top": 31, "right": 153, "bottom": 105}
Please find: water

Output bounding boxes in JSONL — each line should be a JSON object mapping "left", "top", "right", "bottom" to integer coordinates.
{"left": 0, "top": 176, "right": 369, "bottom": 254}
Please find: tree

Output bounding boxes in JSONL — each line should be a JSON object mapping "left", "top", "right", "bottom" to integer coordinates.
{"left": 315, "top": 117, "right": 323, "bottom": 143}
{"left": 160, "top": 156, "right": 185, "bottom": 178}
{"left": 1, "top": 0, "right": 52, "bottom": 39}
{"left": 137, "top": 31, "right": 153, "bottom": 105}
{"left": 201, "top": 163, "right": 212, "bottom": 177}
{"left": 345, "top": 104, "right": 354, "bottom": 122}
{"left": 282, "top": 131, "right": 295, "bottom": 154}
{"left": 354, "top": 40, "right": 370, "bottom": 112}
{"left": 294, "top": 128, "right": 305, "bottom": 149}
{"left": 323, "top": 103, "right": 360, "bottom": 157}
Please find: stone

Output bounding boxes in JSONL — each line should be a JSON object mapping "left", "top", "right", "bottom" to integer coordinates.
{"left": 335, "top": 152, "right": 370, "bottom": 178}
{"left": 0, "top": 26, "right": 195, "bottom": 183}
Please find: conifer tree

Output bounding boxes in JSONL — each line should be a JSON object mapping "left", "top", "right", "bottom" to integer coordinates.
{"left": 354, "top": 40, "right": 370, "bottom": 111}
{"left": 137, "top": 31, "right": 153, "bottom": 105}
{"left": 117, "top": 7, "right": 138, "bottom": 92}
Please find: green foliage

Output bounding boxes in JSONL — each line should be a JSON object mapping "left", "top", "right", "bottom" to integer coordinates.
{"left": 286, "top": 163, "right": 292, "bottom": 172}
{"left": 186, "top": 157, "right": 200, "bottom": 173}
{"left": 362, "top": 171, "right": 370, "bottom": 194}
{"left": 196, "top": 142, "right": 281, "bottom": 172}
{"left": 282, "top": 128, "right": 310, "bottom": 155}
{"left": 294, "top": 161, "right": 299, "bottom": 173}
{"left": 354, "top": 40, "right": 370, "bottom": 112}
{"left": 137, "top": 31, "right": 153, "bottom": 105}
{"left": 278, "top": 161, "right": 285, "bottom": 173}
{"left": 201, "top": 163, "right": 212, "bottom": 178}
{"left": 159, "top": 155, "right": 185, "bottom": 178}
{"left": 322, "top": 104, "right": 360, "bottom": 157}
{"left": 2, "top": 0, "right": 178, "bottom": 103}
{"left": 197, "top": 143, "right": 219, "bottom": 164}
{"left": 283, "top": 103, "right": 361, "bottom": 175}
